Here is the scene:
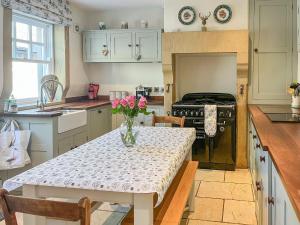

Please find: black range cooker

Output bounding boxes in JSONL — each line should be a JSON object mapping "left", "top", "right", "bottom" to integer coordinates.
{"left": 172, "top": 93, "right": 236, "bottom": 171}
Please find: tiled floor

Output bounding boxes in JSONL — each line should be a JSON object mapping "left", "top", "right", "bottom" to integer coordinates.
{"left": 0, "top": 169, "right": 257, "bottom": 225}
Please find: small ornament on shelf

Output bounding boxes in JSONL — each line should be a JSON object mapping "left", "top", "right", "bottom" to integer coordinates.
{"left": 199, "top": 12, "right": 211, "bottom": 32}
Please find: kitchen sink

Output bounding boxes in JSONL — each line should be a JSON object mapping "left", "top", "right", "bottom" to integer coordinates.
{"left": 57, "top": 109, "right": 87, "bottom": 134}
{"left": 36, "top": 108, "right": 87, "bottom": 133}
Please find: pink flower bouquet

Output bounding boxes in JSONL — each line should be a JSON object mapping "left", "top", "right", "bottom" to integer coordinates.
{"left": 112, "top": 96, "right": 150, "bottom": 117}
{"left": 112, "top": 96, "right": 151, "bottom": 147}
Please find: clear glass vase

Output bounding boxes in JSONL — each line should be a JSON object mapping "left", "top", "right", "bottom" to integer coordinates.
{"left": 119, "top": 116, "right": 139, "bottom": 147}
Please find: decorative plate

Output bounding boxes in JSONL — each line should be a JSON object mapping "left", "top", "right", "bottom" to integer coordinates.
{"left": 178, "top": 6, "right": 196, "bottom": 25}
{"left": 214, "top": 5, "right": 232, "bottom": 24}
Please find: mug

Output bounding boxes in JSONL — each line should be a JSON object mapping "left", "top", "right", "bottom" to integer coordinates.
{"left": 121, "top": 21, "right": 128, "bottom": 29}
{"left": 98, "top": 22, "right": 106, "bottom": 30}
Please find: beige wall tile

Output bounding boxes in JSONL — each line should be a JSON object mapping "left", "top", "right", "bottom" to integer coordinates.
{"left": 225, "top": 169, "right": 252, "bottom": 184}
{"left": 223, "top": 200, "right": 256, "bottom": 225}
{"left": 184, "top": 197, "right": 224, "bottom": 221}
{"left": 196, "top": 170, "right": 225, "bottom": 182}
{"left": 197, "top": 182, "right": 253, "bottom": 201}
{"left": 188, "top": 220, "right": 243, "bottom": 225}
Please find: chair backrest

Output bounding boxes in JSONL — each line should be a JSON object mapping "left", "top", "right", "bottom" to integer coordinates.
{"left": 0, "top": 189, "right": 91, "bottom": 225}
{"left": 152, "top": 115, "right": 185, "bottom": 128}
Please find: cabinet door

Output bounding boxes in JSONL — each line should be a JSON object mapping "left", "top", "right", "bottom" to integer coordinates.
{"left": 253, "top": 0, "right": 293, "bottom": 100}
{"left": 134, "top": 31, "right": 160, "bottom": 62}
{"left": 111, "top": 32, "right": 133, "bottom": 61}
{"left": 58, "top": 136, "right": 73, "bottom": 155}
{"left": 84, "top": 32, "right": 110, "bottom": 62}
{"left": 89, "top": 107, "right": 112, "bottom": 140}
{"left": 74, "top": 132, "right": 88, "bottom": 148}
{"left": 271, "top": 163, "right": 300, "bottom": 225}
{"left": 260, "top": 150, "right": 270, "bottom": 225}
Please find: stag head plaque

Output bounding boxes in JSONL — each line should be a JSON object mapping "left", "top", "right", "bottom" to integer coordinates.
{"left": 199, "top": 12, "right": 211, "bottom": 32}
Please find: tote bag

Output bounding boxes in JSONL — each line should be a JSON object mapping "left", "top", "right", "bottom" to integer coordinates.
{"left": 0, "top": 120, "right": 31, "bottom": 170}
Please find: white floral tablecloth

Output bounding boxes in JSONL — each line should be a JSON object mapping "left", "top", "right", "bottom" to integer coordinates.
{"left": 4, "top": 127, "right": 196, "bottom": 206}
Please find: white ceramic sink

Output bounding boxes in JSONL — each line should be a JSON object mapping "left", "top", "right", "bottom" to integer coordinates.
{"left": 57, "top": 110, "right": 87, "bottom": 134}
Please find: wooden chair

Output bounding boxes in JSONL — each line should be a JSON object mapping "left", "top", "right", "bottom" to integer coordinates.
{"left": 152, "top": 114, "right": 185, "bottom": 128}
{"left": 0, "top": 189, "right": 91, "bottom": 225}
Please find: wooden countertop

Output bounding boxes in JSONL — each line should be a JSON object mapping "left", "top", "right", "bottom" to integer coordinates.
{"left": 1, "top": 100, "right": 111, "bottom": 117}
{"left": 1, "top": 98, "right": 164, "bottom": 118}
{"left": 249, "top": 105, "right": 300, "bottom": 220}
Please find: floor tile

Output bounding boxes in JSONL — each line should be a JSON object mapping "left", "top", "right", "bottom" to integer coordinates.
{"left": 225, "top": 169, "right": 252, "bottom": 184}
{"left": 188, "top": 220, "right": 243, "bottom": 225}
{"left": 184, "top": 197, "right": 224, "bottom": 221}
{"left": 195, "top": 170, "right": 225, "bottom": 182}
{"left": 223, "top": 200, "right": 256, "bottom": 225}
{"left": 197, "top": 182, "right": 253, "bottom": 201}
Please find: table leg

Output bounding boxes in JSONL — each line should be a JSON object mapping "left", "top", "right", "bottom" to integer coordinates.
{"left": 134, "top": 193, "right": 154, "bottom": 225}
{"left": 23, "top": 185, "right": 46, "bottom": 225}
{"left": 187, "top": 146, "right": 195, "bottom": 212}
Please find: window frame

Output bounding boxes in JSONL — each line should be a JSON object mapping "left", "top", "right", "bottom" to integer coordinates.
{"left": 11, "top": 13, "right": 54, "bottom": 104}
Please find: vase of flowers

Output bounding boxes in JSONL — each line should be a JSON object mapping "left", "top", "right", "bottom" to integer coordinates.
{"left": 288, "top": 82, "right": 300, "bottom": 108}
{"left": 112, "top": 96, "right": 150, "bottom": 147}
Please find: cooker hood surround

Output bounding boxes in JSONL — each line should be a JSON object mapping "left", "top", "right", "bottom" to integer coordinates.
{"left": 162, "top": 30, "right": 249, "bottom": 168}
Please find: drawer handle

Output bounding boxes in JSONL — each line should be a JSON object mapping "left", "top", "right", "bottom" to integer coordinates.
{"left": 249, "top": 131, "right": 252, "bottom": 134}
{"left": 98, "top": 110, "right": 102, "bottom": 114}
{"left": 256, "top": 181, "right": 262, "bottom": 191}
{"left": 136, "top": 44, "right": 140, "bottom": 47}
{"left": 268, "top": 197, "right": 275, "bottom": 205}
{"left": 253, "top": 135, "right": 257, "bottom": 139}
{"left": 256, "top": 143, "right": 261, "bottom": 149}
{"left": 260, "top": 156, "right": 265, "bottom": 163}
{"left": 128, "top": 44, "right": 132, "bottom": 47}
{"left": 103, "top": 45, "right": 107, "bottom": 48}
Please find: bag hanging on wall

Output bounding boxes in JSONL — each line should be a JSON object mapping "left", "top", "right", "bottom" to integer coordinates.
{"left": 0, "top": 120, "right": 31, "bottom": 170}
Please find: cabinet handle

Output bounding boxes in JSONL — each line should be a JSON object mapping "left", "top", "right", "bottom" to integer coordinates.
{"left": 128, "top": 44, "right": 132, "bottom": 47}
{"left": 256, "top": 143, "right": 261, "bottom": 149}
{"left": 98, "top": 110, "right": 102, "bottom": 114}
{"left": 268, "top": 197, "right": 275, "bottom": 205}
{"left": 254, "top": 48, "right": 258, "bottom": 53}
{"left": 253, "top": 135, "right": 257, "bottom": 139}
{"left": 260, "top": 156, "right": 265, "bottom": 163}
{"left": 256, "top": 181, "right": 262, "bottom": 191}
{"left": 103, "top": 45, "right": 107, "bottom": 48}
{"left": 249, "top": 131, "right": 252, "bottom": 134}
{"left": 136, "top": 44, "right": 140, "bottom": 47}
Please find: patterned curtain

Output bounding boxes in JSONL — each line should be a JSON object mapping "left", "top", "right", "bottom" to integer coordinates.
{"left": 1, "top": 0, "right": 72, "bottom": 25}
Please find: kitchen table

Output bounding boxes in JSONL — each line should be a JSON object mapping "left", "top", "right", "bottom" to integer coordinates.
{"left": 4, "top": 127, "right": 196, "bottom": 225}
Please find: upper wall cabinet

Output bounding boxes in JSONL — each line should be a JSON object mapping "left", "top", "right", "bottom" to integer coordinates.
{"left": 84, "top": 32, "right": 110, "bottom": 62}
{"left": 83, "top": 29, "right": 162, "bottom": 63}
{"left": 252, "top": 0, "right": 293, "bottom": 101}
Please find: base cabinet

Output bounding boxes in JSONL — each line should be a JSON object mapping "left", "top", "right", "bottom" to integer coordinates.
{"left": 249, "top": 119, "right": 300, "bottom": 225}
{"left": 88, "top": 105, "right": 112, "bottom": 141}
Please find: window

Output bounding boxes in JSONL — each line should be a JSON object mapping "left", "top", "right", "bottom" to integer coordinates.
{"left": 12, "top": 14, "right": 54, "bottom": 103}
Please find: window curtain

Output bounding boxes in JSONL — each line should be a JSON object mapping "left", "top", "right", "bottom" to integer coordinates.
{"left": 1, "top": 0, "right": 72, "bottom": 26}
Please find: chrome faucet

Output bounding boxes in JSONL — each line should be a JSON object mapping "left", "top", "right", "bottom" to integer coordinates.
{"left": 39, "top": 77, "right": 63, "bottom": 111}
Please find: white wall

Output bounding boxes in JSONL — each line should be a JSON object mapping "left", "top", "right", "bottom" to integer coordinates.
{"left": 67, "top": 3, "right": 90, "bottom": 97}
{"left": 175, "top": 54, "right": 237, "bottom": 101}
{"left": 85, "top": 7, "right": 164, "bottom": 96}
{"left": 164, "top": 0, "right": 248, "bottom": 32}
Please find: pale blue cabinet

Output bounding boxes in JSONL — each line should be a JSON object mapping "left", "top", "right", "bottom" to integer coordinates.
{"left": 83, "top": 31, "right": 110, "bottom": 62}
{"left": 249, "top": 119, "right": 300, "bottom": 225}
{"left": 134, "top": 31, "right": 161, "bottom": 62}
{"left": 271, "top": 163, "right": 300, "bottom": 225}
{"left": 111, "top": 31, "right": 133, "bottom": 61}
{"left": 83, "top": 29, "right": 162, "bottom": 63}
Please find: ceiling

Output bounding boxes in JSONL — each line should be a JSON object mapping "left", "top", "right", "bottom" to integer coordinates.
{"left": 71, "top": 0, "right": 164, "bottom": 10}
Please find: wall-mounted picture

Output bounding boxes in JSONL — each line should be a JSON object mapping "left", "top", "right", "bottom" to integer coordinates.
{"left": 178, "top": 6, "right": 196, "bottom": 25}
{"left": 214, "top": 4, "right": 232, "bottom": 24}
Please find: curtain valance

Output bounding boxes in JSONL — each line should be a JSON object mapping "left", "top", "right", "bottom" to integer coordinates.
{"left": 1, "top": 0, "right": 72, "bottom": 25}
